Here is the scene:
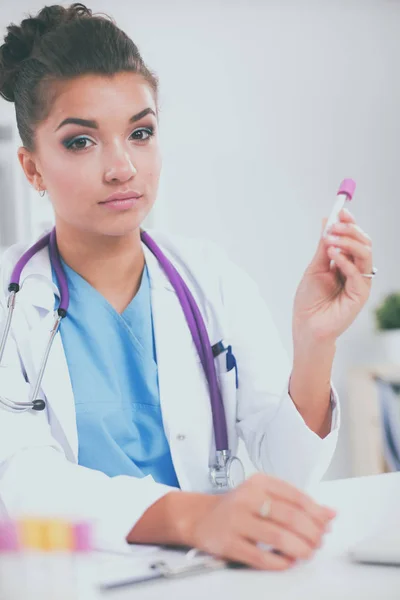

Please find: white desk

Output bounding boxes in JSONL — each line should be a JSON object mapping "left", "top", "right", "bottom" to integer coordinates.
{"left": 102, "top": 473, "right": 400, "bottom": 600}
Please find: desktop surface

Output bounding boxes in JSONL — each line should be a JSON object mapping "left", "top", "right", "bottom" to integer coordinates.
{"left": 101, "top": 473, "right": 400, "bottom": 600}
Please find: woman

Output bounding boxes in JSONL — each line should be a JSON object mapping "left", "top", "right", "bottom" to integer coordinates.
{"left": 0, "top": 4, "right": 374, "bottom": 569}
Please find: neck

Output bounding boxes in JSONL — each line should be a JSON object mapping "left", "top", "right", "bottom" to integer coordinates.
{"left": 54, "top": 221, "right": 145, "bottom": 313}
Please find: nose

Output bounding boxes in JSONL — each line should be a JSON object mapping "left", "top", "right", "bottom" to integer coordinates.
{"left": 104, "top": 143, "right": 137, "bottom": 184}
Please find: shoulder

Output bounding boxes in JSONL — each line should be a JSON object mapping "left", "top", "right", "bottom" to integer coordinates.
{"left": 144, "top": 229, "right": 234, "bottom": 287}
{"left": 1, "top": 241, "right": 32, "bottom": 267}
{"left": 145, "top": 229, "right": 225, "bottom": 264}
{"left": 0, "top": 241, "right": 32, "bottom": 301}
{"left": 0, "top": 229, "right": 52, "bottom": 303}
{"left": 145, "top": 229, "right": 260, "bottom": 302}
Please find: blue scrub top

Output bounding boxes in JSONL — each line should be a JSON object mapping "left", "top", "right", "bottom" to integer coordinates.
{"left": 52, "top": 260, "right": 179, "bottom": 488}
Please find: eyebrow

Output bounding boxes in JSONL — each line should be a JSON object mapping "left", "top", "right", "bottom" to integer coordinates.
{"left": 55, "top": 108, "right": 156, "bottom": 131}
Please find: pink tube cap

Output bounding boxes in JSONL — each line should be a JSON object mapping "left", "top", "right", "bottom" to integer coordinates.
{"left": 337, "top": 178, "right": 356, "bottom": 200}
{"left": 73, "top": 521, "right": 93, "bottom": 552}
{"left": 0, "top": 521, "right": 20, "bottom": 552}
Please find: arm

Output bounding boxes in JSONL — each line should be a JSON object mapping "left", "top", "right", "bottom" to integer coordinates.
{"left": 289, "top": 209, "right": 374, "bottom": 439}
{"left": 290, "top": 340, "right": 335, "bottom": 439}
{"left": 0, "top": 306, "right": 175, "bottom": 551}
{"left": 0, "top": 339, "right": 333, "bottom": 569}
{"left": 214, "top": 249, "right": 340, "bottom": 489}
{"left": 0, "top": 278, "right": 334, "bottom": 569}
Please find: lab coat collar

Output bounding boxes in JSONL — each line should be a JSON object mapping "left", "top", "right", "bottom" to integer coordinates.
{"left": 142, "top": 242, "right": 175, "bottom": 293}
{"left": 6, "top": 230, "right": 175, "bottom": 314}
{"left": 12, "top": 246, "right": 58, "bottom": 313}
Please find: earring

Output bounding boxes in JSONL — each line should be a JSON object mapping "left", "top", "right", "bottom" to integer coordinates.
{"left": 38, "top": 189, "right": 46, "bottom": 198}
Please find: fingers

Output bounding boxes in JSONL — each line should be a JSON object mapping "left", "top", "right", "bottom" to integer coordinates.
{"left": 246, "top": 474, "right": 335, "bottom": 527}
{"left": 329, "top": 221, "right": 372, "bottom": 247}
{"left": 323, "top": 234, "right": 372, "bottom": 262}
{"left": 337, "top": 207, "right": 356, "bottom": 224}
{"left": 259, "top": 499, "right": 324, "bottom": 547}
{"left": 244, "top": 516, "right": 317, "bottom": 560}
{"left": 224, "top": 538, "right": 294, "bottom": 571}
{"left": 313, "top": 208, "right": 367, "bottom": 272}
{"left": 327, "top": 247, "right": 365, "bottom": 281}
{"left": 226, "top": 475, "right": 332, "bottom": 564}
{"left": 322, "top": 209, "right": 373, "bottom": 278}
{"left": 241, "top": 481, "right": 327, "bottom": 560}
{"left": 192, "top": 475, "right": 337, "bottom": 572}
{"left": 320, "top": 217, "right": 328, "bottom": 235}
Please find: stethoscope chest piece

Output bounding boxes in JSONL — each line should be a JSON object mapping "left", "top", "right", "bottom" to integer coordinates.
{"left": 210, "top": 450, "right": 245, "bottom": 491}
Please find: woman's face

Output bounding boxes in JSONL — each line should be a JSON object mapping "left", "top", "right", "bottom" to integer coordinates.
{"left": 20, "top": 72, "right": 161, "bottom": 238}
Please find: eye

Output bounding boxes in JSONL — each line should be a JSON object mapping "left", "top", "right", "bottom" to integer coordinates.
{"left": 63, "top": 136, "right": 95, "bottom": 152}
{"left": 130, "top": 127, "right": 154, "bottom": 142}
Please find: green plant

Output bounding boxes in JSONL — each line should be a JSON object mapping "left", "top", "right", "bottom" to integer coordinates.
{"left": 376, "top": 293, "right": 400, "bottom": 330}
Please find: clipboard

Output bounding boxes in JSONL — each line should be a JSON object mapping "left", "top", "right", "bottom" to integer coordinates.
{"left": 97, "top": 547, "right": 227, "bottom": 591}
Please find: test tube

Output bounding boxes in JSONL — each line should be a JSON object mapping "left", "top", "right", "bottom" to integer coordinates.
{"left": 73, "top": 521, "right": 97, "bottom": 599}
{"left": 42, "top": 518, "right": 77, "bottom": 600}
{"left": 18, "top": 518, "right": 48, "bottom": 600}
{"left": 18, "top": 518, "right": 77, "bottom": 600}
{"left": 322, "top": 178, "right": 356, "bottom": 238}
{"left": 0, "top": 520, "right": 23, "bottom": 600}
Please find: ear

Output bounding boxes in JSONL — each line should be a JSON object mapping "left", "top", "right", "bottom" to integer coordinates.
{"left": 17, "top": 146, "right": 45, "bottom": 192}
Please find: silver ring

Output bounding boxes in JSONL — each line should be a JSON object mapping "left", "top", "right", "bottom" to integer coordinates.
{"left": 259, "top": 497, "right": 272, "bottom": 518}
{"left": 361, "top": 266, "right": 378, "bottom": 279}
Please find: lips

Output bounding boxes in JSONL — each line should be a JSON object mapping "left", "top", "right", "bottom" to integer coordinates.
{"left": 100, "top": 191, "right": 143, "bottom": 204}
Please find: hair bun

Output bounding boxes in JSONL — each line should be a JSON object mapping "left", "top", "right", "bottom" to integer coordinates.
{"left": 0, "top": 3, "right": 92, "bottom": 102}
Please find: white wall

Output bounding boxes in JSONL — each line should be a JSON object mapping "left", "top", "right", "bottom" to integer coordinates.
{"left": 1, "top": 0, "right": 400, "bottom": 478}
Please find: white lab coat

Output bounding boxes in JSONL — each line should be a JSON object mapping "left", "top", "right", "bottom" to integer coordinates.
{"left": 0, "top": 230, "right": 339, "bottom": 550}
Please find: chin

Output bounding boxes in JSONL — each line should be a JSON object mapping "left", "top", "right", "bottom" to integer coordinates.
{"left": 97, "top": 214, "right": 149, "bottom": 237}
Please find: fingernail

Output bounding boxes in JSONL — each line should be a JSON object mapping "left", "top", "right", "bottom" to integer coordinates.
{"left": 327, "top": 235, "right": 340, "bottom": 243}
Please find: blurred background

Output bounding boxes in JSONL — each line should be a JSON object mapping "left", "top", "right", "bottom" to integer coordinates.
{"left": 1, "top": 0, "right": 400, "bottom": 481}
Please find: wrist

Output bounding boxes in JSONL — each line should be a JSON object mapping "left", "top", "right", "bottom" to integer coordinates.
{"left": 127, "top": 491, "right": 219, "bottom": 548}
{"left": 292, "top": 316, "right": 338, "bottom": 352}
{"left": 292, "top": 334, "right": 336, "bottom": 365}
{"left": 175, "top": 492, "right": 220, "bottom": 547}
{"left": 289, "top": 338, "right": 335, "bottom": 438}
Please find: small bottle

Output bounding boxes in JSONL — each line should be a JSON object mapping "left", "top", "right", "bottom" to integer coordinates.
{"left": 42, "top": 518, "right": 77, "bottom": 600}
{"left": 322, "top": 178, "right": 356, "bottom": 238}
{"left": 0, "top": 520, "right": 23, "bottom": 600}
{"left": 72, "top": 521, "right": 97, "bottom": 599}
{"left": 18, "top": 518, "right": 48, "bottom": 600}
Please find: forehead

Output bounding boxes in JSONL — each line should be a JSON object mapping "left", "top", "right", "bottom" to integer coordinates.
{"left": 43, "top": 72, "right": 157, "bottom": 128}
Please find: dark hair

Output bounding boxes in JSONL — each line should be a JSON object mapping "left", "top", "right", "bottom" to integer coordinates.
{"left": 0, "top": 3, "right": 158, "bottom": 151}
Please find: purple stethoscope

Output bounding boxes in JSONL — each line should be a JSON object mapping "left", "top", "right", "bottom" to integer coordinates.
{"left": 0, "top": 228, "right": 245, "bottom": 490}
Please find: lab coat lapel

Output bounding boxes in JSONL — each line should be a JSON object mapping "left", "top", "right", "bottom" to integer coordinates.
{"left": 32, "top": 313, "right": 78, "bottom": 461}
{"left": 9, "top": 233, "right": 220, "bottom": 477}
{"left": 14, "top": 270, "right": 78, "bottom": 461}
{"left": 143, "top": 244, "right": 214, "bottom": 492}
